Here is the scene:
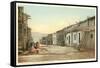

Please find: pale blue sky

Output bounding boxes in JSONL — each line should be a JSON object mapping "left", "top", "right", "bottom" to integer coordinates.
{"left": 22, "top": 4, "right": 96, "bottom": 34}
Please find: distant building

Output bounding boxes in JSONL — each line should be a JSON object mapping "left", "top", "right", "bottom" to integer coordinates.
{"left": 40, "top": 36, "right": 47, "bottom": 45}
{"left": 56, "top": 29, "right": 65, "bottom": 46}
{"left": 40, "top": 33, "right": 57, "bottom": 45}
{"left": 52, "top": 33, "right": 57, "bottom": 45}
{"left": 47, "top": 34, "right": 53, "bottom": 45}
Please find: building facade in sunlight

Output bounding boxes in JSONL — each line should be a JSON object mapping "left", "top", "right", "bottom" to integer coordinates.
{"left": 64, "top": 16, "right": 95, "bottom": 50}
{"left": 40, "top": 16, "right": 95, "bottom": 50}
{"left": 52, "top": 33, "right": 57, "bottom": 45}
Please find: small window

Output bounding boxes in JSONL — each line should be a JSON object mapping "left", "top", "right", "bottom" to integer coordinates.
{"left": 69, "top": 36, "right": 70, "bottom": 44}
{"left": 74, "top": 34, "right": 76, "bottom": 40}
{"left": 94, "top": 21, "right": 95, "bottom": 26}
{"left": 66, "top": 37, "right": 68, "bottom": 40}
{"left": 79, "top": 33, "right": 80, "bottom": 43}
{"left": 90, "top": 34, "right": 93, "bottom": 39}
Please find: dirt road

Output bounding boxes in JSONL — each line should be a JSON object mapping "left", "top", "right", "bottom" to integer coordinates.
{"left": 18, "top": 45, "right": 95, "bottom": 63}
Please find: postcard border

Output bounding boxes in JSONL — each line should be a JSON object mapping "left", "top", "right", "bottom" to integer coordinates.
{"left": 10, "top": 1, "right": 98, "bottom": 67}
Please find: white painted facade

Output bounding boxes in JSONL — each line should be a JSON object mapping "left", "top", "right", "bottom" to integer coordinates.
{"left": 52, "top": 33, "right": 57, "bottom": 45}
{"left": 65, "top": 33, "right": 71, "bottom": 46}
{"left": 65, "top": 16, "right": 95, "bottom": 49}
{"left": 65, "top": 31, "right": 83, "bottom": 47}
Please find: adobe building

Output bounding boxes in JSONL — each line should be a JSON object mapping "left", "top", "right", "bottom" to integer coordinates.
{"left": 64, "top": 16, "right": 95, "bottom": 50}
{"left": 56, "top": 29, "right": 65, "bottom": 46}
{"left": 18, "top": 6, "right": 33, "bottom": 53}
{"left": 52, "top": 33, "right": 57, "bottom": 45}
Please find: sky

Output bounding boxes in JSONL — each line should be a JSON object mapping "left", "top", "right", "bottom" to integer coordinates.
{"left": 21, "top": 3, "right": 96, "bottom": 34}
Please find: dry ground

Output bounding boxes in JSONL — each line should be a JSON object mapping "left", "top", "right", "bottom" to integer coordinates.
{"left": 18, "top": 45, "right": 95, "bottom": 63}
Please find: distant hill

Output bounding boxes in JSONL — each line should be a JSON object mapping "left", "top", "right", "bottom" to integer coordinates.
{"left": 32, "top": 32, "right": 47, "bottom": 42}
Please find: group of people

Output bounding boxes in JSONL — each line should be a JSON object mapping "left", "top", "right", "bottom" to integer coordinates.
{"left": 30, "top": 42, "right": 40, "bottom": 54}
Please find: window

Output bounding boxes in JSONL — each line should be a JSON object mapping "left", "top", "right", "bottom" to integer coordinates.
{"left": 94, "top": 21, "right": 95, "bottom": 26}
{"left": 74, "top": 34, "right": 76, "bottom": 40}
{"left": 79, "top": 33, "right": 80, "bottom": 43}
{"left": 67, "top": 37, "right": 68, "bottom": 40}
{"left": 87, "top": 18, "right": 89, "bottom": 26}
{"left": 69, "top": 36, "right": 70, "bottom": 44}
{"left": 90, "top": 34, "right": 93, "bottom": 39}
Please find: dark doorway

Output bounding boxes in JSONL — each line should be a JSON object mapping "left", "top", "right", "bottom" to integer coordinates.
{"left": 79, "top": 33, "right": 80, "bottom": 43}
{"left": 69, "top": 36, "right": 70, "bottom": 44}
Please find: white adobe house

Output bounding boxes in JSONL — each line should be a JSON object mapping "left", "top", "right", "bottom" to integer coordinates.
{"left": 65, "top": 16, "right": 95, "bottom": 50}
{"left": 65, "top": 30, "right": 84, "bottom": 47}
{"left": 64, "top": 24, "right": 80, "bottom": 47}
{"left": 52, "top": 33, "right": 57, "bottom": 45}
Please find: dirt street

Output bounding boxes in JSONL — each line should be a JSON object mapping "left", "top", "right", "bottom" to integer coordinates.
{"left": 18, "top": 45, "right": 95, "bottom": 63}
